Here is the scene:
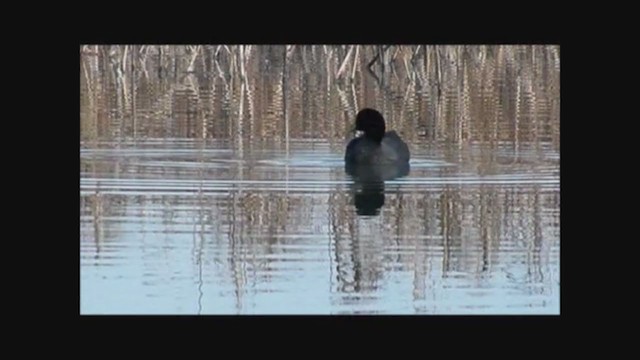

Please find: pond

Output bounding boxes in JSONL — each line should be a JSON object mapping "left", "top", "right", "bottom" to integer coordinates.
{"left": 80, "top": 45, "right": 560, "bottom": 314}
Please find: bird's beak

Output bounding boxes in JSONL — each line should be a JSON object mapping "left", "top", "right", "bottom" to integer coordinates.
{"left": 349, "top": 125, "right": 364, "bottom": 137}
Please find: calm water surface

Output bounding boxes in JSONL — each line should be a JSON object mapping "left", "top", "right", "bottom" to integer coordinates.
{"left": 80, "top": 45, "right": 560, "bottom": 314}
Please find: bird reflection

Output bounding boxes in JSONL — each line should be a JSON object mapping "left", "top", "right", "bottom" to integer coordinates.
{"left": 345, "top": 162, "right": 410, "bottom": 216}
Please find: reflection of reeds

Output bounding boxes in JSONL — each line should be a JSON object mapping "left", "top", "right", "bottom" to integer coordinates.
{"left": 321, "top": 175, "right": 559, "bottom": 296}
{"left": 81, "top": 151, "right": 559, "bottom": 307}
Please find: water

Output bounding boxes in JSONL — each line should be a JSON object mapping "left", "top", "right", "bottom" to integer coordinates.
{"left": 80, "top": 45, "right": 560, "bottom": 314}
